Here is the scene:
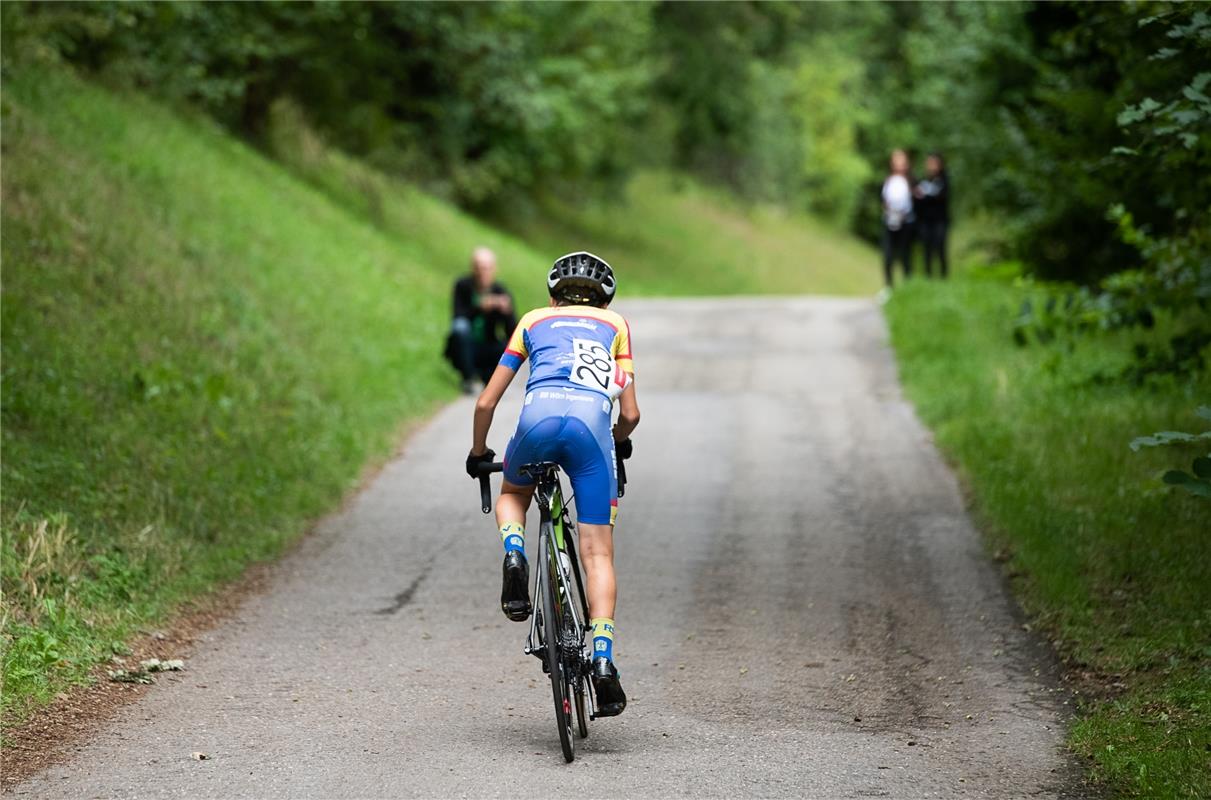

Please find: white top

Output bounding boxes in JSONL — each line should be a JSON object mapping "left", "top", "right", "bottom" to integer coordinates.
{"left": 882, "top": 175, "right": 913, "bottom": 230}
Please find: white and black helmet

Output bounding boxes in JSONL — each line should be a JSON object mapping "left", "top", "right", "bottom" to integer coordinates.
{"left": 547, "top": 251, "right": 616, "bottom": 306}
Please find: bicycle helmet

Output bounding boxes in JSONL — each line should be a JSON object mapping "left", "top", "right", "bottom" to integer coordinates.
{"left": 547, "top": 251, "right": 616, "bottom": 306}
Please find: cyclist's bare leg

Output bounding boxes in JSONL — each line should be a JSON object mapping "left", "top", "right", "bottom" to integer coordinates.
{"left": 582, "top": 520, "right": 625, "bottom": 714}
{"left": 578, "top": 523, "right": 616, "bottom": 620}
{"left": 496, "top": 480, "right": 534, "bottom": 530}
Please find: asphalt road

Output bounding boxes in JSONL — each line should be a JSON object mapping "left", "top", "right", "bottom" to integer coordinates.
{"left": 13, "top": 298, "right": 1081, "bottom": 798}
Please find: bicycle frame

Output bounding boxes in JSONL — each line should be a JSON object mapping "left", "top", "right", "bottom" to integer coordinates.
{"left": 475, "top": 458, "right": 606, "bottom": 752}
{"left": 522, "top": 466, "right": 594, "bottom": 719}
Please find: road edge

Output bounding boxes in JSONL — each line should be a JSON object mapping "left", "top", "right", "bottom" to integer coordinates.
{"left": 0, "top": 397, "right": 452, "bottom": 790}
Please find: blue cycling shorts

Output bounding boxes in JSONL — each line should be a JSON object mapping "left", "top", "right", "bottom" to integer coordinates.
{"left": 503, "top": 384, "right": 618, "bottom": 525}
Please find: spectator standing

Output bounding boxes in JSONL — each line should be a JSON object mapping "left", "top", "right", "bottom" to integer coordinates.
{"left": 915, "top": 153, "right": 950, "bottom": 278}
{"left": 446, "top": 247, "right": 516, "bottom": 394}
{"left": 880, "top": 149, "right": 915, "bottom": 291}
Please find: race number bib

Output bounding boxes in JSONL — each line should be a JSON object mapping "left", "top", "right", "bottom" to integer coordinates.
{"left": 570, "top": 338, "right": 615, "bottom": 394}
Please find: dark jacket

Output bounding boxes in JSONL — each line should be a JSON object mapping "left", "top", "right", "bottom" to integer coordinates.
{"left": 915, "top": 173, "right": 950, "bottom": 225}
{"left": 452, "top": 276, "right": 516, "bottom": 346}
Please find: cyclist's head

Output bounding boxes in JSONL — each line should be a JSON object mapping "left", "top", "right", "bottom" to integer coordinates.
{"left": 547, "top": 251, "right": 616, "bottom": 308}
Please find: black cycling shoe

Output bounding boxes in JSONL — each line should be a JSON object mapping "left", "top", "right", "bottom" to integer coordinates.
{"left": 500, "top": 551, "right": 531, "bottom": 622}
{"left": 591, "top": 657, "right": 627, "bottom": 717}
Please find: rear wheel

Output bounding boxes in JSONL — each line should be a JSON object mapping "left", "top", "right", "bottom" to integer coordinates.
{"left": 541, "top": 529, "right": 575, "bottom": 762}
{"left": 574, "top": 683, "right": 590, "bottom": 738}
{"left": 561, "top": 531, "right": 591, "bottom": 739}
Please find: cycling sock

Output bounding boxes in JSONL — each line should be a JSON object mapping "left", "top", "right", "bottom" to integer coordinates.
{"left": 500, "top": 522, "right": 525, "bottom": 557}
{"left": 591, "top": 617, "right": 615, "bottom": 663}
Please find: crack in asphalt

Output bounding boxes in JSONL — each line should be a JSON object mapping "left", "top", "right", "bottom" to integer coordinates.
{"left": 372, "top": 555, "right": 435, "bottom": 616}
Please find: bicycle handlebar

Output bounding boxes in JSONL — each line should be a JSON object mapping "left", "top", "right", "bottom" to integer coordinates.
{"left": 476, "top": 462, "right": 504, "bottom": 514}
{"left": 472, "top": 450, "right": 631, "bottom": 514}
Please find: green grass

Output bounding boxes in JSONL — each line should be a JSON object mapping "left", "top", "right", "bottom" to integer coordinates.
{"left": 1, "top": 66, "right": 876, "bottom": 729}
{"left": 495, "top": 171, "right": 879, "bottom": 297}
{"left": 0, "top": 65, "right": 469, "bottom": 722}
{"left": 885, "top": 269, "right": 1211, "bottom": 798}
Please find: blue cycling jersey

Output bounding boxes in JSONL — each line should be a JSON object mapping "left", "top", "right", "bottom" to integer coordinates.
{"left": 500, "top": 305, "right": 633, "bottom": 397}
{"left": 499, "top": 305, "right": 635, "bottom": 525}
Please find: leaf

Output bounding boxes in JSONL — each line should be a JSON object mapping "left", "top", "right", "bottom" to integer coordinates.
{"left": 1117, "top": 107, "right": 1145, "bottom": 127}
{"left": 1184, "top": 480, "right": 1211, "bottom": 498}
{"left": 108, "top": 669, "right": 155, "bottom": 684}
{"left": 1171, "top": 109, "right": 1204, "bottom": 126}
{"left": 1192, "top": 457, "right": 1211, "bottom": 479}
{"left": 1131, "top": 431, "right": 1196, "bottom": 450}
{"left": 1129, "top": 430, "right": 1211, "bottom": 450}
{"left": 1181, "top": 85, "right": 1210, "bottom": 105}
{"left": 141, "top": 657, "right": 185, "bottom": 672}
{"left": 1163, "top": 469, "right": 1194, "bottom": 486}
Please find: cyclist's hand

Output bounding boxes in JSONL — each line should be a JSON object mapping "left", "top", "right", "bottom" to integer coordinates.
{"left": 615, "top": 438, "right": 633, "bottom": 460}
{"left": 466, "top": 448, "right": 496, "bottom": 478}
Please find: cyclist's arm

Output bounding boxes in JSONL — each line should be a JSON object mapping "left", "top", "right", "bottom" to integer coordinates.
{"left": 613, "top": 380, "right": 640, "bottom": 442}
{"left": 472, "top": 364, "right": 517, "bottom": 455}
{"left": 609, "top": 316, "right": 638, "bottom": 441}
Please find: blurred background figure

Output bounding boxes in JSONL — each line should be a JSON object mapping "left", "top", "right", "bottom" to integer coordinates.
{"left": 915, "top": 153, "right": 950, "bottom": 278}
{"left": 445, "top": 247, "right": 516, "bottom": 394}
{"left": 880, "top": 148, "right": 914, "bottom": 292}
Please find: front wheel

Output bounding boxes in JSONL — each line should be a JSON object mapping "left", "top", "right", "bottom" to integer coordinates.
{"left": 541, "top": 529, "right": 575, "bottom": 762}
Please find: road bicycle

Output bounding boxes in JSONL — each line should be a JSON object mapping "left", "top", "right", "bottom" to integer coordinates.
{"left": 474, "top": 455, "right": 628, "bottom": 762}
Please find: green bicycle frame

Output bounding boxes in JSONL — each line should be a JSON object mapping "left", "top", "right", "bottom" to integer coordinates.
{"left": 550, "top": 485, "right": 568, "bottom": 552}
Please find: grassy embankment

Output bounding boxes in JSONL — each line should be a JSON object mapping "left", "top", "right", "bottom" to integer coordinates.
{"left": 497, "top": 172, "right": 878, "bottom": 297}
{"left": 265, "top": 99, "right": 878, "bottom": 300}
{"left": 886, "top": 270, "right": 1210, "bottom": 798}
{"left": 0, "top": 67, "right": 877, "bottom": 728}
{"left": 0, "top": 65, "right": 536, "bottom": 726}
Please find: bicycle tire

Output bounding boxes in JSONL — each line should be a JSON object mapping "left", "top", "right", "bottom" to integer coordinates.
{"left": 542, "top": 527, "right": 575, "bottom": 762}
{"left": 561, "top": 532, "right": 591, "bottom": 739}
{"left": 574, "top": 684, "right": 590, "bottom": 739}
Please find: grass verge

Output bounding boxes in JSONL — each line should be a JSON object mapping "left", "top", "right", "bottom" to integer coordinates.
{"left": 885, "top": 269, "right": 1210, "bottom": 798}
{"left": 0, "top": 64, "right": 524, "bottom": 726}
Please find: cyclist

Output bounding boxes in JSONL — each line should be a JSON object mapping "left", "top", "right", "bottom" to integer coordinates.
{"left": 465, "top": 251, "right": 640, "bottom": 718}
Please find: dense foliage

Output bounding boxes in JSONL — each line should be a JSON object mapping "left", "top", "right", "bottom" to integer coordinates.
{"left": 4, "top": 1, "right": 1205, "bottom": 284}
{"left": 0, "top": 2, "right": 656, "bottom": 205}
